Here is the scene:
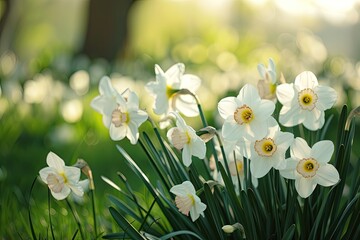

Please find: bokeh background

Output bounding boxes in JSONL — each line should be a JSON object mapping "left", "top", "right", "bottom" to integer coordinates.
{"left": 1, "top": 0, "right": 360, "bottom": 237}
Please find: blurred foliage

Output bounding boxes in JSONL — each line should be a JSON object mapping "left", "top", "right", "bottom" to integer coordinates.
{"left": 1, "top": 0, "right": 360, "bottom": 238}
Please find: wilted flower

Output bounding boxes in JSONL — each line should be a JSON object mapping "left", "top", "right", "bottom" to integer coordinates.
{"left": 257, "top": 58, "right": 277, "bottom": 100}
{"left": 218, "top": 84, "right": 276, "bottom": 142}
{"left": 280, "top": 137, "right": 340, "bottom": 198}
{"left": 250, "top": 118, "right": 294, "bottom": 178}
{"left": 91, "top": 77, "right": 148, "bottom": 144}
{"left": 167, "top": 112, "right": 206, "bottom": 167}
{"left": 39, "top": 152, "right": 84, "bottom": 200}
{"left": 276, "top": 71, "right": 337, "bottom": 131}
{"left": 145, "top": 63, "right": 201, "bottom": 117}
{"left": 170, "top": 181, "right": 207, "bottom": 221}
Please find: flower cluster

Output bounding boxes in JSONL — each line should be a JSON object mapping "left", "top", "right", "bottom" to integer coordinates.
{"left": 38, "top": 60, "right": 346, "bottom": 239}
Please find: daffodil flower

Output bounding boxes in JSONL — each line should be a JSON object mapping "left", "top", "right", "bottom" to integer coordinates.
{"left": 39, "top": 152, "right": 84, "bottom": 200}
{"left": 280, "top": 137, "right": 340, "bottom": 198}
{"left": 167, "top": 112, "right": 206, "bottom": 167}
{"left": 91, "top": 76, "right": 148, "bottom": 144}
{"left": 276, "top": 71, "right": 337, "bottom": 131}
{"left": 145, "top": 63, "right": 201, "bottom": 117}
{"left": 218, "top": 83, "right": 276, "bottom": 142}
{"left": 250, "top": 118, "right": 294, "bottom": 178}
{"left": 170, "top": 181, "right": 207, "bottom": 221}
{"left": 257, "top": 58, "right": 277, "bottom": 100}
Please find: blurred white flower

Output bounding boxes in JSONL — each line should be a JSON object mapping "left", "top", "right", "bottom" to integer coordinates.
{"left": 39, "top": 152, "right": 84, "bottom": 200}
{"left": 167, "top": 112, "right": 206, "bottom": 167}
{"left": 280, "top": 137, "right": 340, "bottom": 198}
{"left": 91, "top": 77, "right": 148, "bottom": 144}
{"left": 257, "top": 58, "right": 277, "bottom": 100}
{"left": 250, "top": 118, "right": 294, "bottom": 178}
{"left": 145, "top": 63, "right": 201, "bottom": 117}
{"left": 218, "top": 84, "right": 276, "bottom": 142}
{"left": 276, "top": 71, "right": 337, "bottom": 131}
{"left": 170, "top": 181, "right": 207, "bottom": 222}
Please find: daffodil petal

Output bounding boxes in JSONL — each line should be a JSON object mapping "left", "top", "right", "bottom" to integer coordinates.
{"left": 63, "top": 166, "right": 81, "bottom": 183}
{"left": 39, "top": 167, "right": 56, "bottom": 184}
{"left": 316, "top": 164, "right": 340, "bottom": 187}
{"left": 218, "top": 97, "right": 238, "bottom": 119}
{"left": 295, "top": 176, "right": 317, "bottom": 198}
{"left": 190, "top": 137, "right": 206, "bottom": 159}
{"left": 170, "top": 181, "right": 195, "bottom": 195}
{"left": 180, "top": 74, "right": 201, "bottom": 91}
{"left": 109, "top": 124, "right": 127, "bottom": 141}
{"left": 315, "top": 85, "right": 337, "bottom": 111}
{"left": 51, "top": 186, "right": 71, "bottom": 200}
{"left": 279, "top": 158, "right": 298, "bottom": 179}
{"left": 165, "top": 63, "right": 184, "bottom": 88}
{"left": 69, "top": 183, "right": 84, "bottom": 197}
{"left": 279, "top": 104, "right": 304, "bottom": 127}
{"left": 276, "top": 83, "right": 295, "bottom": 106}
{"left": 294, "top": 71, "right": 318, "bottom": 90}
{"left": 222, "top": 118, "right": 244, "bottom": 141}
{"left": 302, "top": 109, "right": 324, "bottom": 131}
{"left": 237, "top": 84, "right": 261, "bottom": 106}
{"left": 182, "top": 145, "right": 192, "bottom": 167}
{"left": 126, "top": 122, "right": 139, "bottom": 144}
{"left": 291, "top": 137, "right": 311, "bottom": 160}
{"left": 311, "top": 140, "right": 334, "bottom": 163}
{"left": 250, "top": 157, "right": 272, "bottom": 178}
{"left": 126, "top": 91, "right": 140, "bottom": 111}
{"left": 98, "top": 76, "right": 114, "bottom": 96}
{"left": 47, "top": 152, "right": 65, "bottom": 170}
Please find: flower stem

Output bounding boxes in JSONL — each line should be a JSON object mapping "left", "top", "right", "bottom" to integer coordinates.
{"left": 66, "top": 199, "right": 85, "bottom": 240}
{"left": 90, "top": 189, "right": 98, "bottom": 238}
{"left": 48, "top": 189, "right": 56, "bottom": 240}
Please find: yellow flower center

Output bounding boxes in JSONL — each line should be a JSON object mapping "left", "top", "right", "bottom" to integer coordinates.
{"left": 296, "top": 158, "right": 319, "bottom": 178}
{"left": 171, "top": 128, "right": 190, "bottom": 150}
{"left": 166, "top": 85, "right": 179, "bottom": 98}
{"left": 234, "top": 105, "right": 254, "bottom": 125}
{"left": 111, "top": 108, "right": 128, "bottom": 127}
{"left": 254, "top": 138, "right": 277, "bottom": 157}
{"left": 298, "top": 88, "right": 318, "bottom": 111}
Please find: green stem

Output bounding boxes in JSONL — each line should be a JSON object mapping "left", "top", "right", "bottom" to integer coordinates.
{"left": 66, "top": 199, "right": 85, "bottom": 240}
{"left": 90, "top": 189, "right": 98, "bottom": 238}
{"left": 48, "top": 189, "right": 56, "bottom": 240}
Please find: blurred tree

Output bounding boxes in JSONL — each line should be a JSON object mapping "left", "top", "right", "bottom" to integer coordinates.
{"left": 79, "top": 0, "right": 136, "bottom": 62}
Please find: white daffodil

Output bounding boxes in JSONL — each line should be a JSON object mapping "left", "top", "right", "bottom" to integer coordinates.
{"left": 170, "top": 181, "right": 207, "bottom": 222}
{"left": 257, "top": 58, "right": 277, "bottom": 100}
{"left": 145, "top": 63, "right": 201, "bottom": 117}
{"left": 218, "top": 84, "right": 276, "bottom": 142}
{"left": 167, "top": 112, "right": 206, "bottom": 167}
{"left": 91, "top": 76, "right": 148, "bottom": 144}
{"left": 276, "top": 71, "right": 337, "bottom": 131}
{"left": 250, "top": 118, "right": 294, "bottom": 178}
{"left": 280, "top": 137, "right": 340, "bottom": 198}
{"left": 39, "top": 152, "right": 84, "bottom": 200}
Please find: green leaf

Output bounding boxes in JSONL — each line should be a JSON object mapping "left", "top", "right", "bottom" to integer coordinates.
{"left": 160, "top": 230, "right": 204, "bottom": 240}
{"left": 108, "top": 207, "right": 146, "bottom": 240}
{"left": 282, "top": 224, "right": 295, "bottom": 240}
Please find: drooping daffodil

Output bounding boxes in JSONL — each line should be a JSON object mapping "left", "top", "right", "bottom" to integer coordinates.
{"left": 250, "top": 118, "right": 294, "bottom": 178}
{"left": 170, "top": 181, "right": 207, "bottom": 222}
{"left": 167, "top": 112, "right": 206, "bottom": 167}
{"left": 39, "top": 152, "right": 84, "bottom": 200}
{"left": 218, "top": 83, "right": 276, "bottom": 142}
{"left": 145, "top": 63, "right": 201, "bottom": 118}
{"left": 280, "top": 137, "right": 340, "bottom": 198}
{"left": 276, "top": 71, "right": 337, "bottom": 131}
{"left": 91, "top": 76, "right": 148, "bottom": 144}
